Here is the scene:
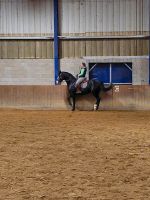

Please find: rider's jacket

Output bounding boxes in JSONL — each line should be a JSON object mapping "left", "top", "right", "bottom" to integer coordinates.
{"left": 78, "top": 67, "right": 87, "bottom": 78}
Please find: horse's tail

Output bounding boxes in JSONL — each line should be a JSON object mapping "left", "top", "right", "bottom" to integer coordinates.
{"left": 103, "top": 83, "right": 113, "bottom": 92}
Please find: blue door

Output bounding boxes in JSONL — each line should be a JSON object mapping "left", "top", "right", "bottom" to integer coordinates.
{"left": 112, "top": 63, "right": 132, "bottom": 84}
{"left": 89, "top": 63, "right": 132, "bottom": 84}
{"left": 89, "top": 63, "right": 110, "bottom": 83}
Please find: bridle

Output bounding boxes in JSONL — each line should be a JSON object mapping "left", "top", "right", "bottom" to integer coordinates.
{"left": 58, "top": 73, "right": 74, "bottom": 84}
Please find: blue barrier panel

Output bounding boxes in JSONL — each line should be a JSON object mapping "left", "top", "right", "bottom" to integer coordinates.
{"left": 89, "top": 63, "right": 110, "bottom": 83}
{"left": 112, "top": 63, "right": 132, "bottom": 84}
{"left": 89, "top": 63, "right": 132, "bottom": 84}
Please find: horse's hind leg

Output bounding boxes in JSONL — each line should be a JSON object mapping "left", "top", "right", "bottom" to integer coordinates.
{"left": 92, "top": 91, "right": 101, "bottom": 110}
{"left": 67, "top": 96, "right": 72, "bottom": 106}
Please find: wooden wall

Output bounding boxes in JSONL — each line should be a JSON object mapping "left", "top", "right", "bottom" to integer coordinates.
{"left": 59, "top": 39, "right": 149, "bottom": 58}
{"left": 0, "top": 85, "right": 149, "bottom": 110}
{"left": 0, "top": 39, "right": 148, "bottom": 59}
{"left": 0, "top": 40, "right": 54, "bottom": 59}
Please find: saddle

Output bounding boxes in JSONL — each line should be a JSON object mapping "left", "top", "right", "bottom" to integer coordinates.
{"left": 80, "top": 78, "right": 88, "bottom": 89}
{"left": 76, "top": 78, "right": 88, "bottom": 93}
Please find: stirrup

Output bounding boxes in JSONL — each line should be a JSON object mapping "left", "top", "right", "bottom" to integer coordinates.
{"left": 76, "top": 86, "right": 82, "bottom": 93}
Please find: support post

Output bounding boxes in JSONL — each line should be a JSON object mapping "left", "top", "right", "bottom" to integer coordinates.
{"left": 54, "top": 0, "right": 59, "bottom": 84}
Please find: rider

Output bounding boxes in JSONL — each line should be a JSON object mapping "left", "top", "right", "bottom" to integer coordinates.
{"left": 75, "top": 62, "right": 87, "bottom": 91}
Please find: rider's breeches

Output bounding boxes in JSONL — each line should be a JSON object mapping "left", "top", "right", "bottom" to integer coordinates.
{"left": 75, "top": 77, "right": 86, "bottom": 87}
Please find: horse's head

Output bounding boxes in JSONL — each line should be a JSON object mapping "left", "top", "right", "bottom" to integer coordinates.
{"left": 57, "top": 71, "right": 76, "bottom": 85}
{"left": 56, "top": 71, "right": 65, "bottom": 84}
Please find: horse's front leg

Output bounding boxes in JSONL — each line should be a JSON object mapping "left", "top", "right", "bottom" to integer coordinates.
{"left": 72, "top": 96, "right": 76, "bottom": 111}
{"left": 67, "top": 95, "right": 72, "bottom": 106}
{"left": 95, "top": 97, "right": 101, "bottom": 110}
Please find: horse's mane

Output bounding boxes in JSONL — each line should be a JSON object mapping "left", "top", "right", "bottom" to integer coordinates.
{"left": 61, "top": 71, "right": 76, "bottom": 81}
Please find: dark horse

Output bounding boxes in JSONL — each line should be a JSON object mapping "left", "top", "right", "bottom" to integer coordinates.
{"left": 57, "top": 71, "right": 113, "bottom": 111}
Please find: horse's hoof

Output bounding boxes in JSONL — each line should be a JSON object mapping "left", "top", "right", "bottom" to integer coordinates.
{"left": 94, "top": 104, "right": 97, "bottom": 111}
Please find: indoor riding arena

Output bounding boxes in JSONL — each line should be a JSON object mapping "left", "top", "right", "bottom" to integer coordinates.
{"left": 0, "top": 0, "right": 150, "bottom": 200}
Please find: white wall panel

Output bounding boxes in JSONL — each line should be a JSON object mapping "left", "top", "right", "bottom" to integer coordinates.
{"left": 0, "top": 1, "right": 7, "bottom": 34}
{"left": 136, "top": 0, "right": 143, "bottom": 32}
{"left": 130, "top": 0, "right": 137, "bottom": 32}
{"left": 46, "top": 0, "right": 53, "bottom": 34}
{"left": 68, "top": 0, "right": 74, "bottom": 34}
{"left": 17, "top": 0, "right": 24, "bottom": 34}
{"left": 91, "top": 0, "right": 97, "bottom": 34}
{"left": 85, "top": 0, "right": 91, "bottom": 34}
{"left": 114, "top": 0, "right": 120, "bottom": 32}
{"left": 34, "top": 0, "right": 41, "bottom": 35}
{"left": 0, "top": 0, "right": 54, "bottom": 36}
{"left": 6, "top": 0, "right": 11, "bottom": 34}
{"left": 0, "top": 0, "right": 149, "bottom": 36}
{"left": 125, "top": 0, "right": 131, "bottom": 31}
{"left": 11, "top": 0, "right": 18, "bottom": 33}
{"left": 23, "top": 0, "right": 29, "bottom": 34}
{"left": 143, "top": 0, "right": 149, "bottom": 31}
{"left": 74, "top": 0, "right": 80, "bottom": 33}
{"left": 119, "top": 0, "right": 126, "bottom": 32}
{"left": 28, "top": 0, "right": 35, "bottom": 34}
{"left": 60, "top": 0, "right": 149, "bottom": 35}
{"left": 108, "top": 0, "right": 114, "bottom": 32}
{"left": 102, "top": 0, "right": 108, "bottom": 32}
{"left": 96, "top": 0, "right": 103, "bottom": 32}
{"left": 80, "top": 0, "right": 86, "bottom": 34}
